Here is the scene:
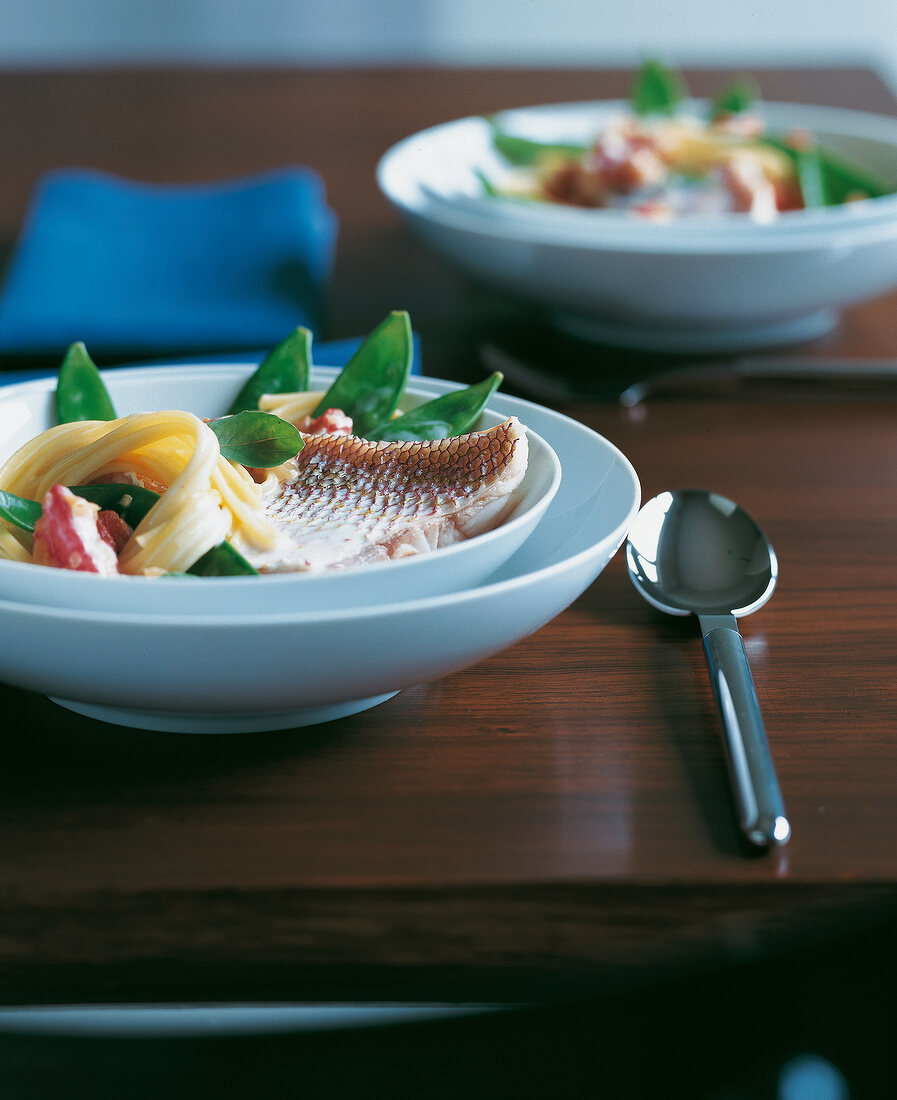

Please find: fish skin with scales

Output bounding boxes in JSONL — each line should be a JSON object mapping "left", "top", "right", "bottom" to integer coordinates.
{"left": 248, "top": 417, "right": 529, "bottom": 573}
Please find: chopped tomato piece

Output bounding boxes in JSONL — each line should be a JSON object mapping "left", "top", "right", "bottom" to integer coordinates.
{"left": 718, "top": 156, "right": 778, "bottom": 220}
{"left": 32, "top": 485, "right": 121, "bottom": 574}
{"left": 97, "top": 509, "right": 133, "bottom": 554}
{"left": 297, "top": 408, "right": 354, "bottom": 435}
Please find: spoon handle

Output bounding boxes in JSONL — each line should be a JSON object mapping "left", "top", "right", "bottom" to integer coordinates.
{"left": 699, "top": 615, "right": 791, "bottom": 848}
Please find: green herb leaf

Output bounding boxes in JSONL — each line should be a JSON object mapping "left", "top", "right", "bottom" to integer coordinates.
{"left": 187, "top": 541, "right": 258, "bottom": 576}
{"left": 631, "top": 59, "right": 687, "bottom": 116}
{"left": 369, "top": 373, "right": 504, "bottom": 442}
{"left": 227, "top": 326, "right": 312, "bottom": 414}
{"left": 208, "top": 410, "right": 303, "bottom": 467}
{"left": 55, "top": 342, "right": 117, "bottom": 424}
{"left": 487, "top": 118, "right": 589, "bottom": 167}
{"left": 0, "top": 489, "right": 42, "bottom": 533}
{"left": 313, "top": 311, "right": 413, "bottom": 438}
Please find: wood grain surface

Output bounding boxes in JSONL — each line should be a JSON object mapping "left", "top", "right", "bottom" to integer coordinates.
{"left": 1, "top": 66, "right": 897, "bottom": 1008}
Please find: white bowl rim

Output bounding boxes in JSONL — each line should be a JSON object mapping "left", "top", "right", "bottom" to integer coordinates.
{"left": 378, "top": 97, "right": 897, "bottom": 254}
{"left": 0, "top": 371, "right": 640, "bottom": 625}
{"left": 0, "top": 365, "right": 563, "bottom": 603}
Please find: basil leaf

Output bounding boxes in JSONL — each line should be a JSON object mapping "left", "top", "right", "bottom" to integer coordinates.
{"left": 0, "top": 489, "right": 42, "bottom": 533}
{"left": 208, "top": 410, "right": 303, "bottom": 467}
{"left": 187, "top": 541, "right": 258, "bottom": 576}
{"left": 487, "top": 119, "right": 588, "bottom": 167}
{"left": 55, "top": 342, "right": 117, "bottom": 424}
{"left": 369, "top": 373, "right": 503, "bottom": 442}
{"left": 313, "top": 311, "right": 413, "bottom": 438}
{"left": 227, "top": 326, "right": 312, "bottom": 415}
{"left": 711, "top": 77, "right": 759, "bottom": 118}
{"left": 631, "top": 59, "right": 687, "bottom": 116}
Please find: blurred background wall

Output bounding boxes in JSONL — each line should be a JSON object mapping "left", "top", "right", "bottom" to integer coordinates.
{"left": 1, "top": 0, "right": 896, "bottom": 90}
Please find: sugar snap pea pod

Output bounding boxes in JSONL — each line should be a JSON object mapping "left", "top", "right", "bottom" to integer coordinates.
{"left": 475, "top": 168, "right": 500, "bottom": 197}
{"left": 793, "top": 146, "right": 829, "bottom": 207}
{"left": 227, "top": 326, "right": 312, "bottom": 415}
{"left": 487, "top": 119, "right": 587, "bottom": 167}
{"left": 631, "top": 59, "right": 687, "bottom": 116}
{"left": 55, "top": 342, "right": 117, "bottom": 424}
{"left": 711, "top": 77, "right": 759, "bottom": 118}
{"left": 761, "top": 134, "right": 892, "bottom": 207}
{"left": 368, "top": 372, "right": 503, "bottom": 442}
{"left": 814, "top": 147, "right": 893, "bottom": 203}
{"left": 312, "top": 311, "right": 412, "bottom": 438}
{"left": 0, "top": 484, "right": 156, "bottom": 534}
{"left": 0, "top": 489, "right": 42, "bottom": 532}
{"left": 186, "top": 541, "right": 258, "bottom": 577}
{"left": 69, "top": 483, "right": 161, "bottom": 528}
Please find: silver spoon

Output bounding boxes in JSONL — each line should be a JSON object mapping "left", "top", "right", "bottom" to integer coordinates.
{"left": 625, "top": 489, "right": 790, "bottom": 848}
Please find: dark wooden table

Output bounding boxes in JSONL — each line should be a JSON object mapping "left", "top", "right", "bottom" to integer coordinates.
{"left": 2, "top": 65, "right": 897, "bottom": 1096}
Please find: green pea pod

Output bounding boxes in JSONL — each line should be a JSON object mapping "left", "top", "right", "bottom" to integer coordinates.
{"left": 711, "top": 77, "right": 759, "bottom": 118}
{"left": 0, "top": 484, "right": 158, "bottom": 535}
{"left": 761, "top": 134, "right": 892, "bottom": 208}
{"left": 487, "top": 119, "right": 588, "bottom": 167}
{"left": 369, "top": 373, "right": 503, "bottom": 442}
{"left": 474, "top": 168, "right": 500, "bottom": 197}
{"left": 0, "top": 489, "right": 42, "bottom": 533}
{"left": 794, "top": 147, "right": 830, "bottom": 208}
{"left": 313, "top": 311, "right": 413, "bottom": 438}
{"left": 815, "top": 147, "right": 892, "bottom": 203}
{"left": 70, "top": 483, "right": 161, "bottom": 527}
{"left": 631, "top": 59, "right": 688, "bottom": 117}
{"left": 186, "top": 541, "right": 258, "bottom": 576}
{"left": 55, "top": 342, "right": 117, "bottom": 424}
{"left": 227, "top": 326, "right": 312, "bottom": 414}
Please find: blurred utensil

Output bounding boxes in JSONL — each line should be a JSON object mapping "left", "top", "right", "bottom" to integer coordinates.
{"left": 626, "top": 489, "right": 790, "bottom": 849}
{"left": 619, "top": 356, "right": 897, "bottom": 407}
{"left": 481, "top": 341, "right": 897, "bottom": 406}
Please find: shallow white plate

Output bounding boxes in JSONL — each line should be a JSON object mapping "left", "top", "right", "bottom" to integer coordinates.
{"left": 0, "top": 366, "right": 560, "bottom": 613}
{"left": 0, "top": 381, "right": 640, "bottom": 732}
{"left": 378, "top": 100, "right": 897, "bottom": 352}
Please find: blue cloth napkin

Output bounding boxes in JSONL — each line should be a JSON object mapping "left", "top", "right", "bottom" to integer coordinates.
{"left": 0, "top": 167, "right": 338, "bottom": 357}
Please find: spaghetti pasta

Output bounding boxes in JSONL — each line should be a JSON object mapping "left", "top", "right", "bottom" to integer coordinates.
{"left": 0, "top": 410, "right": 285, "bottom": 575}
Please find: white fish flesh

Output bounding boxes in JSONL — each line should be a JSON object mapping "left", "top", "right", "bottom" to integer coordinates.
{"left": 249, "top": 417, "right": 528, "bottom": 572}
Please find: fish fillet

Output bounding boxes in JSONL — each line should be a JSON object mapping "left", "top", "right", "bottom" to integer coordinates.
{"left": 249, "top": 417, "right": 529, "bottom": 572}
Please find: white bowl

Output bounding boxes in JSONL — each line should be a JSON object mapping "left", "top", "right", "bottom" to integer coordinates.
{"left": 0, "top": 383, "right": 640, "bottom": 733}
{"left": 378, "top": 100, "right": 897, "bottom": 352}
{"left": 0, "top": 366, "right": 560, "bottom": 613}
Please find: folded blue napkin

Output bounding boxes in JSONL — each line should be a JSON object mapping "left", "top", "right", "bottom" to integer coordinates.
{"left": 0, "top": 167, "right": 338, "bottom": 357}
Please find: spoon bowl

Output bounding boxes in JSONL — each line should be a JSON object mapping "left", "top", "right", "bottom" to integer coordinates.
{"left": 626, "top": 489, "right": 789, "bottom": 848}
{"left": 626, "top": 489, "right": 778, "bottom": 618}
